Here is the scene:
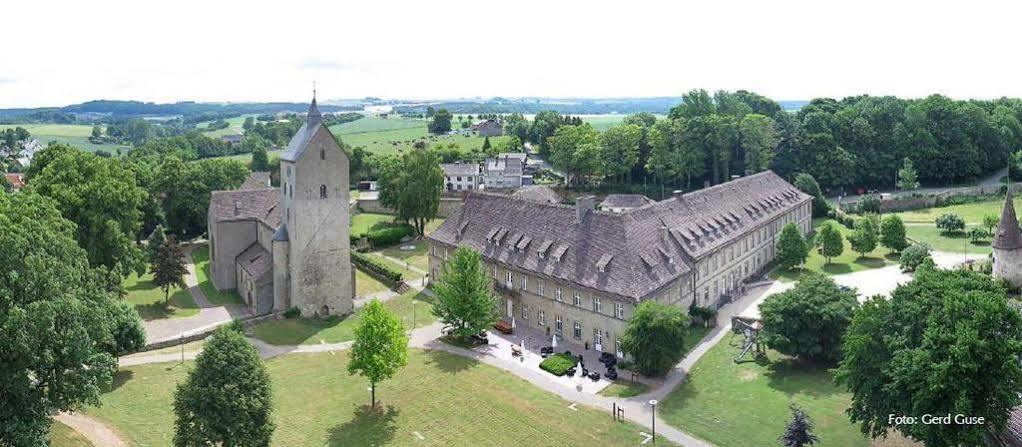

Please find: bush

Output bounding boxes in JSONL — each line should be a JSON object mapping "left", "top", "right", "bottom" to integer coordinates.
{"left": 539, "top": 353, "right": 577, "bottom": 376}
{"left": 351, "top": 252, "right": 403, "bottom": 284}
{"left": 935, "top": 213, "right": 965, "bottom": 235}
{"left": 350, "top": 224, "right": 415, "bottom": 248}
{"left": 688, "top": 304, "right": 717, "bottom": 324}
{"left": 283, "top": 307, "right": 300, "bottom": 319}
{"left": 899, "top": 243, "right": 932, "bottom": 272}
{"left": 760, "top": 273, "right": 859, "bottom": 364}
{"left": 859, "top": 195, "right": 882, "bottom": 214}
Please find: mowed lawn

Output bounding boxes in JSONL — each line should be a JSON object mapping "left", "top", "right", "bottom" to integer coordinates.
{"left": 659, "top": 340, "right": 918, "bottom": 447}
{"left": 250, "top": 291, "right": 435, "bottom": 345}
{"left": 191, "top": 245, "right": 243, "bottom": 306}
{"left": 770, "top": 218, "right": 896, "bottom": 282}
{"left": 84, "top": 349, "right": 670, "bottom": 446}
{"left": 903, "top": 223, "right": 993, "bottom": 255}
{"left": 355, "top": 268, "right": 390, "bottom": 296}
{"left": 892, "top": 197, "right": 1015, "bottom": 224}
{"left": 49, "top": 420, "right": 93, "bottom": 447}
{"left": 122, "top": 271, "right": 198, "bottom": 320}
{"left": 350, "top": 212, "right": 400, "bottom": 235}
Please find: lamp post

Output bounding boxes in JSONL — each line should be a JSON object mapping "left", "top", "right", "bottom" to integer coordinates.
{"left": 649, "top": 399, "right": 658, "bottom": 445}
{"left": 411, "top": 299, "right": 416, "bottom": 331}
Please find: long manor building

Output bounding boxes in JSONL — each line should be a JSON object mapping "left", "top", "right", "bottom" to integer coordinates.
{"left": 427, "top": 171, "right": 812, "bottom": 357}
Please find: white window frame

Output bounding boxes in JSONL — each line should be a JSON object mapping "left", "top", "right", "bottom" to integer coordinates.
{"left": 555, "top": 315, "right": 563, "bottom": 335}
{"left": 573, "top": 321, "right": 582, "bottom": 340}
{"left": 593, "top": 296, "right": 602, "bottom": 313}
{"left": 615, "top": 302, "right": 624, "bottom": 318}
{"left": 537, "top": 280, "right": 545, "bottom": 296}
{"left": 555, "top": 287, "right": 562, "bottom": 302}
{"left": 520, "top": 275, "right": 527, "bottom": 291}
{"left": 521, "top": 304, "right": 529, "bottom": 320}
{"left": 538, "top": 310, "right": 546, "bottom": 326}
{"left": 573, "top": 291, "right": 581, "bottom": 307}
{"left": 505, "top": 270, "right": 513, "bottom": 289}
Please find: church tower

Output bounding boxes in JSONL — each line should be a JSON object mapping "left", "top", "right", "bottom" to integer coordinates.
{"left": 992, "top": 187, "right": 1022, "bottom": 288}
{"left": 273, "top": 95, "right": 354, "bottom": 316}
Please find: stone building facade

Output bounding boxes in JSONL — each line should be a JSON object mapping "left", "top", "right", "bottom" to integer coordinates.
{"left": 427, "top": 171, "right": 812, "bottom": 357}
{"left": 207, "top": 97, "right": 354, "bottom": 317}
{"left": 993, "top": 188, "right": 1022, "bottom": 288}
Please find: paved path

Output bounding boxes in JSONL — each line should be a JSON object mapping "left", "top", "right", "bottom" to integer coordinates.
{"left": 375, "top": 252, "right": 428, "bottom": 276}
{"left": 54, "top": 412, "right": 128, "bottom": 447}
{"left": 143, "top": 245, "right": 251, "bottom": 345}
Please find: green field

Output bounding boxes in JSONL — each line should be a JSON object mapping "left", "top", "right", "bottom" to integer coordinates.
{"left": 250, "top": 291, "right": 434, "bottom": 346}
{"left": 904, "top": 223, "right": 992, "bottom": 255}
{"left": 770, "top": 218, "right": 896, "bottom": 282}
{"left": 355, "top": 268, "right": 390, "bottom": 296}
{"left": 196, "top": 114, "right": 253, "bottom": 137}
{"left": 0, "top": 123, "right": 131, "bottom": 153}
{"left": 375, "top": 239, "right": 429, "bottom": 272}
{"left": 892, "top": 197, "right": 1014, "bottom": 224}
{"left": 659, "top": 339, "right": 916, "bottom": 447}
{"left": 84, "top": 348, "right": 669, "bottom": 446}
{"left": 49, "top": 420, "right": 93, "bottom": 447}
{"left": 191, "top": 245, "right": 243, "bottom": 306}
{"left": 122, "top": 271, "right": 198, "bottom": 320}
{"left": 327, "top": 116, "right": 510, "bottom": 156}
{"left": 350, "top": 212, "right": 400, "bottom": 235}
{"left": 598, "top": 380, "right": 649, "bottom": 398}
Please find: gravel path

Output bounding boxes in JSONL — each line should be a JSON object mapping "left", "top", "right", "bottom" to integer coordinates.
{"left": 54, "top": 412, "right": 128, "bottom": 447}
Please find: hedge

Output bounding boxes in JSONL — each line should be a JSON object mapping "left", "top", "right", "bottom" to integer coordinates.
{"left": 351, "top": 252, "right": 403, "bottom": 285}
{"left": 350, "top": 224, "right": 415, "bottom": 248}
{"left": 539, "top": 353, "right": 577, "bottom": 376}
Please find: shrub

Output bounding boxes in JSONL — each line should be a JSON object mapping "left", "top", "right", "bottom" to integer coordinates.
{"left": 351, "top": 252, "right": 403, "bottom": 284}
{"left": 899, "top": 243, "right": 932, "bottom": 272}
{"left": 283, "top": 307, "right": 300, "bottom": 319}
{"left": 935, "top": 213, "right": 965, "bottom": 235}
{"left": 859, "top": 195, "right": 882, "bottom": 214}
{"left": 539, "top": 353, "right": 577, "bottom": 376}
{"left": 688, "top": 304, "right": 718, "bottom": 324}
{"left": 349, "top": 224, "right": 415, "bottom": 248}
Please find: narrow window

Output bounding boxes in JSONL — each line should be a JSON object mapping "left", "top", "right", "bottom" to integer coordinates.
{"left": 320, "top": 185, "right": 327, "bottom": 199}
{"left": 320, "top": 148, "right": 325, "bottom": 160}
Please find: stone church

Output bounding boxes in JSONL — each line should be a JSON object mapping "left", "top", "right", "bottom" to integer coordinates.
{"left": 993, "top": 187, "right": 1022, "bottom": 288}
{"left": 207, "top": 96, "right": 354, "bottom": 317}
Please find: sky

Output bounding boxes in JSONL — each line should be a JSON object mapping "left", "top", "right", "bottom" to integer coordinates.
{"left": 1, "top": 0, "right": 1020, "bottom": 108}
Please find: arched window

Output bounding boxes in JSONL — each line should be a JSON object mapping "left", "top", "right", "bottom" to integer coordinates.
{"left": 320, "top": 148, "right": 326, "bottom": 160}
{"left": 320, "top": 185, "right": 327, "bottom": 199}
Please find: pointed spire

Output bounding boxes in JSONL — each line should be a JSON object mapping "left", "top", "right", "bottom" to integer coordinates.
{"left": 306, "top": 82, "right": 322, "bottom": 126}
{"left": 993, "top": 186, "right": 1022, "bottom": 250}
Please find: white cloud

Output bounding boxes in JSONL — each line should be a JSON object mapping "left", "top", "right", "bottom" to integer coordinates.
{"left": 0, "top": 0, "right": 1020, "bottom": 107}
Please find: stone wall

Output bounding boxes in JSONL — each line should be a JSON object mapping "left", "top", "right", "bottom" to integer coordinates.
{"left": 140, "top": 311, "right": 282, "bottom": 352}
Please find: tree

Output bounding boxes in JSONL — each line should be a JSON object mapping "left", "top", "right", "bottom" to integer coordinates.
{"left": 781, "top": 405, "right": 819, "bottom": 447}
{"left": 760, "top": 272, "right": 858, "bottom": 364}
{"left": 848, "top": 215, "right": 878, "bottom": 258}
{"left": 377, "top": 149, "right": 444, "bottom": 236}
{"left": 599, "top": 124, "right": 642, "bottom": 182}
{"left": 969, "top": 227, "right": 988, "bottom": 243}
{"left": 27, "top": 145, "right": 147, "bottom": 276}
{"left": 348, "top": 300, "right": 409, "bottom": 407}
{"left": 775, "top": 223, "right": 808, "bottom": 270}
{"left": 428, "top": 108, "right": 452, "bottom": 134}
{"left": 983, "top": 213, "right": 999, "bottom": 235}
{"left": 250, "top": 145, "right": 270, "bottom": 172}
{"left": 738, "top": 113, "right": 779, "bottom": 174}
{"left": 818, "top": 222, "right": 844, "bottom": 264}
{"left": 91, "top": 125, "right": 102, "bottom": 139}
{"left": 155, "top": 156, "right": 248, "bottom": 237}
{"left": 793, "top": 173, "right": 828, "bottom": 217}
{"left": 858, "top": 195, "right": 881, "bottom": 214}
{"left": 548, "top": 123, "right": 601, "bottom": 186}
{"left": 152, "top": 235, "right": 188, "bottom": 304}
{"left": 147, "top": 225, "right": 167, "bottom": 264}
{"left": 646, "top": 118, "right": 703, "bottom": 189}
{"left": 481, "top": 136, "right": 491, "bottom": 152}
{"left": 431, "top": 247, "right": 499, "bottom": 340}
{"left": 836, "top": 267, "right": 1022, "bottom": 446}
{"left": 899, "top": 242, "right": 932, "bottom": 272}
{"left": 621, "top": 301, "right": 691, "bottom": 376}
{"left": 173, "top": 325, "right": 274, "bottom": 446}
{"left": 896, "top": 157, "right": 919, "bottom": 190}
{"left": 879, "top": 215, "right": 908, "bottom": 253}
{"left": 935, "top": 213, "right": 965, "bottom": 235}
{"left": 242, "top": 116, "right": 255, "bottom": 132}
{"left": 107, "top": 299, "right": 146, "bottom": 355}
{"left": 1, "top": 192, "right": 141, "bottom": 445}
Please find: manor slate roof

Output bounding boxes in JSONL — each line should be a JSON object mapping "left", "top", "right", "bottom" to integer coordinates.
{"left": 429, "top": 171, "right": 811, "bottom": 301}
{"left": 209, "top": 188, "right": 281, "bottom": 227}
{"left": 600, "top": 194, "right": 653, "bottom": 209}
{"left": 994, "top": 188, "right": 1022, "bottom": 250}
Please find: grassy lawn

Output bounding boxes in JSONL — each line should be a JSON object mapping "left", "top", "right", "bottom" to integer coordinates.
{"left": 350, "top": 213, "right": 399, "bottom": 235}
{"left": 366, "top": 253, "right": 425, "bottom": 282}
{"left": 376, "top": 239, "right": 429, "bottom": 271}
{"left": 124, "top": 339, "right": 207, "bottom": 359}
{"left": 355, "top": 268, "right": 390, "bottom": 296}
{"left": 122, "top": 271, "right": 198, "bottom": 320}
{"left": 191, "top": 245, "right": 243, "bottom": 306}
{"left": 250, "top": 291, "right": 435, "bottom": 345}
{"left": 659, "top": 339, "right": 917, "bottom": 447}
{"left": 49, "top": 420, "right": 93, "bottom": 447}
{"left": 328, "top": 117, "right": 510, "bottom": 156}
{"left": 904, "top": 223, "right": 992, "bottom": 255}
{"left": 598, "top": 380, "right": 649, "bottom": 398}
{"left": 892, "top": 197, "right": 1014, "bottom": 224}
{"left": 770, "top": 218, "right": 896, "bottom": 282}
{"left": 84, "top": 349, "right": 670, "bottom": 446}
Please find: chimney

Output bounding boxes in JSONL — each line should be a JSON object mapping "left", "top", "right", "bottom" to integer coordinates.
{"left": 234, "top": 201, "right": 241, "bottom": 215}
{"left": 659, "top": 225, "right": 670, "bottom": 244}
{"left": 576, "top": 195, "right": 596, "bottom": 222}
{"left": 672, "top": 190, "right": 684, "bottom": 200}
{"left": 704, "top": 180, "right": 711, "bottom": 189}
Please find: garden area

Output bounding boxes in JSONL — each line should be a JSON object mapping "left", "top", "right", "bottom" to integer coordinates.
{"left": 770, "top": 218, "right": 897, "bottom": 282}
{"left": 249, "top": 291, "right": 434, "bottom": 346}
{"left": 82, "top": 349, "right": 669, "bottom": 446}
{"left": 121, "top": 270, "right": 198, "bottom": 320}
{"left": 889, "top": 197, "right": 1011, "bottom": 255}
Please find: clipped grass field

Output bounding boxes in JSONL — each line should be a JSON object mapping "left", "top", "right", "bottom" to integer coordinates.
{"left": 375, "top": 239, "right": 429, "bottom": 272}
{"left": 770, "top": 218, "right": 896, "bottom": 282}
{"left": 327, "top": 116, "right": 510, "bottom": 156}
{"left": 904, "top": 223, "right": 992, "bottom": 255}
{"left": 250, "top": 291, "right": 434, "bottom": 345}
{"left": 659, "top": 340, "right": 918, "bottom": 447}
{"left": 355, "top": 269, "right": 390, "bottom": 296}
{"left": 122, "top": 271, "right": 198, "bottom": 320}
{"left": 350, "top": 212, "right": 399, "bottom": 235}
{"left": 49, "top": 420, "right": 93, "bottom": 447}
{"left": 598, "top": 380, "right": 649, "bottom": 398}
{"left": 84, "top": 349, "right": 670, "bottom": 447}
{"left": 891, "top": 197, "right": 1015, "bottom": 224}
{"left": 191, "top": 245, "right": 243, "bottom": 306}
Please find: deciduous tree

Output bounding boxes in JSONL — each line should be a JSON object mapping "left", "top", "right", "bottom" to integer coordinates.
{"left": 621, "top": 301, "right": 691, "bottom": 376}
{"left": 152, "top": 235, "right": 188, "bottom": 304}
{"left": 775, "top": 223, "right": 808, "bottom": 270}
{"left": 348, "top": 300, "right": 409, "bottom": 407}
{"left": 760, "top": 272, "right": 858, "bottom": 364}
{"left": 431, "top": 247, "right": 499, "bottom": 340}
{"left": 848, "top": 215, "right": 879, "bottom": 258}
{"left": 818, "top": 222, "right": 844, "bottom": 264}
{"left": 879, "top": 215, "right": 908, "bottom": 253}
{"left": 377, "top": 149, "right": 444, "bottom": 236}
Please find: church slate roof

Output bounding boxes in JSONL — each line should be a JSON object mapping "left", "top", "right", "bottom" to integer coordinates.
{"left": 511, "top": 185, "right": 562, "bottom": 204}
{"left": 237, "top": 243, "right": 273, "bottom": 282}
{"left": 994, "top": 188, "right": 1022, "bottom": 250}
{"left": 209, "top": 188, "right": 281, "bottom": 227}
{"left": 428, "top": 171, "right": 810, "bottom": 301}
{"left": 280, "top": 98, "right": 325, "bottom": 162}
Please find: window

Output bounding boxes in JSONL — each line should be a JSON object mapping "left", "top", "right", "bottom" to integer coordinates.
{"left": 594, "top": 328, "right": 603, "bottom": 346}
{"left": 537, "top": 280, "right": 545, "bottom": 296}
{"left": 287, "top": 166, "right": 292, "bottom": 177}
{"left": 444, "top": 248, "right": 448, "bottom": 260}
{"left": 505, "top": 270, "right": 513, "bottom": 289}
{"left": 555, "top": 287, "right": 562, "bottom": 302}
{"left": 320, "top": 148, "right": 325, "bottom": 160}
{"left": 457, "top": 176, "right": 462, "bottom": 181}
{"left": 615, "top": 302, "right": 624, "bottom": 318}
{"left": 573, "top": 291, "right": 581, "bottom": 307}
{"left": 320, "top": 185, "right": 327, "bottom": 199}
{"left": 521, "top": 305, "right": 529, "bottom": 320}
{"left": 555, "top": 316, "right": 563, "bottom": 335}
{"left": 492, "top": 264, "right": 497, "bottom": 278}
{"left": 538, "top": 311, "right": 546, "bottom": 326}
{"left": 573, "top": 321, "right": 582, "bottom": 340}
{"left": 593, "top": 296, "right": 602, "bottom": 313}
{"left": 520, "top": 275, "right": 527, "bottom": 291}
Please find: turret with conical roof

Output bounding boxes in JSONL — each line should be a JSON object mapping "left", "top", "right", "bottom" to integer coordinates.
{"left": 993, "top": 187, "right": 1022, "bottom": 250}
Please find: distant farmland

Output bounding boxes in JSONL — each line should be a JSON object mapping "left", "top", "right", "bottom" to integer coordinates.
{"left": 0, "top": 123, "right": 131, "bottom": 153}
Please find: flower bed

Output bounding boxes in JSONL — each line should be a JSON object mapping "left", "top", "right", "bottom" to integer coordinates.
{"left": 540, "top": 353, "right": 577, "bottom": 376}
